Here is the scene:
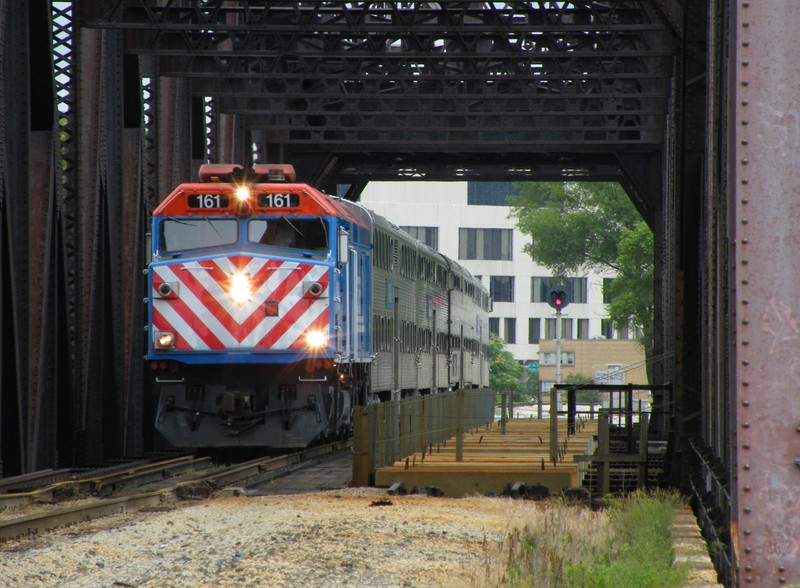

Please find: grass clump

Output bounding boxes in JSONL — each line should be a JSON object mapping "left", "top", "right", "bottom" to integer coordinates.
{"left": 481, "top": 489, "right": 686, "bottom": 588}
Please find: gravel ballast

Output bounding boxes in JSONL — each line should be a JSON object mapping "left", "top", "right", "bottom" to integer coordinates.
{"left": 1, "top": 488, "right": 537, "bottom": 587}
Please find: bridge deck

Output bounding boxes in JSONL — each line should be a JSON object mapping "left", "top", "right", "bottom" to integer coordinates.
{"left": 375, "top": 418, "right": 597, "bottom": 498}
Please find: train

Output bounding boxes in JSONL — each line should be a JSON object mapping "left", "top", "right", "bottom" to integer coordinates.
{"left": 146, "top": 163, "right": 490, "bottom": 449}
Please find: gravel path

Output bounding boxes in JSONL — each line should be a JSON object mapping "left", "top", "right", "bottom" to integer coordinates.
{"left": 0, "top": 488, "right": 535, "bottom": 587}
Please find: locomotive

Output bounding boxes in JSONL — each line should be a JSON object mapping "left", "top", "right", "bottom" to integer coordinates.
{"left": 146, "top": 164, "right": 489, "bottom": 449}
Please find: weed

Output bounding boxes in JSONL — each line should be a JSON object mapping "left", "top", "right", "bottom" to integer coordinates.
{"left": 477, "top": 490, "right": 687, "bottom": 588}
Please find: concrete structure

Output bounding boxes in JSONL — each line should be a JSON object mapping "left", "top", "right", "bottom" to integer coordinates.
{"left": 360, "top": 181, "right": 636, "bottom": 369}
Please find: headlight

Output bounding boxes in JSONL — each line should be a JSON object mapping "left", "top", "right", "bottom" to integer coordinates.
{"left": 229, "top": 271, "right": 251, "bottom": 304}
{"left": 234, "top": 186, "right": 251, "bottom": 214}
{"left": 155, "top": 331, "right": 176, "bottom": 349}
{"left": 235, "top": 186, "right": 250, "bottom": 202}
{"left": 305, "top": 329, "right": 328, "bottom": 350}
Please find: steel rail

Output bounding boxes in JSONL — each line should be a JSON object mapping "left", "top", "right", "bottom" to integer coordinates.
{"left": 0, "top": 441, "right": 351, "bottom": 542}
{"left": 0, "top": 455, "right": 203, "bottom": 509}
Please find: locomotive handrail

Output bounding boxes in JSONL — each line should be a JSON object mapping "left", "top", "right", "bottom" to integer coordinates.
{"left": 179, "top": 264, "right": 214, "bottom": 271}
{"left": 297, "top": 376, "right": 328, "bottom": 382}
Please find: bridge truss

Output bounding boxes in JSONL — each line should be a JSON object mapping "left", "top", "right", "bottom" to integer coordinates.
{"left": 3, "top": 1, "right": 798, "bottom": 583}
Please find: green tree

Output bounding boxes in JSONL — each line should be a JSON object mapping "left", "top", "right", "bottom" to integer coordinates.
{"left": 489, "top": 336, "right": 525, "bottom": 401}
{"left": 510, "top": 182, "right": 654, "bottom": 382}
{"left": 606, "top": 220, "right": 655, "bottom": 382}
{"left": 525, "top": 371, "right": 540, "bottom": 403}
{"left": 563, "top": 373, "right": 601, "bottom": 405}
{"left": 510, "top": 182, "right": 641, "bottom": 277}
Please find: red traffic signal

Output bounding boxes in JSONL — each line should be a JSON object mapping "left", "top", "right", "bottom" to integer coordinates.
{"left": 547, "top": 285, "right": 570, "bottom": 310}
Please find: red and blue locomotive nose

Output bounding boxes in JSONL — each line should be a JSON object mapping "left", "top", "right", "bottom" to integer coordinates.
{"left": 150, "top": 254, "right": 330, "bottom": 354}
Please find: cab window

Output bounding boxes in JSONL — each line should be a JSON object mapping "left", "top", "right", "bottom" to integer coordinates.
{"left": 248, "top": 218, "right": 329, "bottom": 252}
{"left": 160, "top": 218, "right": 238, "bottom": 253}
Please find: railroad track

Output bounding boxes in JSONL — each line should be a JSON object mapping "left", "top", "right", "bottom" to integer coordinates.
{"left": 0, "top": 454, "right": 208, "bottom": 510}
{"left": 0, "top": 440, "right": 351, "bottom": 542}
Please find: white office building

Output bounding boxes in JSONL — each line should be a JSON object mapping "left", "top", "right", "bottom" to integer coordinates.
{"left": 360, "top": 181, "right": 631, "bottom": 366}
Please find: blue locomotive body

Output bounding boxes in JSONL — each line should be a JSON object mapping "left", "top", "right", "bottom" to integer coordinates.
{"left": 147, "top": 164, "right": 489, "bottom": 449}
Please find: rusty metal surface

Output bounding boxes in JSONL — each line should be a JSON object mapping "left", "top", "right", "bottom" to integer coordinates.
{"left": 734, "top": 1, "right": 800, "bottom": 583}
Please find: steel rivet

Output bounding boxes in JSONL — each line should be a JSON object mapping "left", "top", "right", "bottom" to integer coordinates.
{"left": 779, "top": 566, "right": 786, "bottom": 572}
{"left": 743, "top": 443, "right": 750, "bottom": 449}
{"left": 744, "top": 463, "right": 750, "bottom": 470}
{"left": 742, "top": 238, "right": 749, "bottom": 244}
{"left": 742, "top": 259, "right": 749, "bottom": 265}
{"left": 741, "top": 100, "right": 749, "bottom": 106}
{"left": 742, "top": 340, "right": 749, "bottom": 345}
{"left": 742, "top": 379, "right": 749, "bottom": 384}
{"left": 743, "top": 21, "right": 750, "bottom": 27}
{"left": 741, "top": 179, "right": 749, "bottom": 185}
{"left": 742, "top": 139, "right": 749, "bottom": 145}
{"left": 742, "top": 358, "right": 749, "bottom": 364}
{"left": 742, "top": 80, "right": 749, "bottom": 86}
{"left": 742, "top": 399, "right": 750, "bottom": 406}
{"left": 742, "top": 119, "right": 749, "bottom": 124}
{"left": 745, "top": 565, "right": 752, "bottom": 571}
{"left": 742, "top": 41, "right": 750, "bottom": 47}
{"left": 742, "top": 61, "right": 749, "bottom": 67}
{"left": 744, "top": 485, "right": 751, "bottom": 491}
{"left": 742, "top": 279, "right": 749, "bottom": 284}
{"left": 796, "top": 425, "right": 800, "bottom": 432}
{"left": 779, "top": 578, "right": 786, "bottom": 584}
{"left": 744, "top": 506, "right": 751, "bottom": 513}
{"left": 743, "top": 1, "right": 750, "bottom": 6}
{"left": 742, "top": 219, "right": 749, "bottom": 224}
{"left": 742, "top": 320, "right": 750, "bottom": 326}
{"left": 742, "top": 159, "right": 749, "bottom": 165}
{"left": 744, "top": 529, "right": 751, "bottom": 535}
{"left": 745, "top": 577, "right": 752, "bottom": 583}
{"left": 743, "top": 422, "right": 750, "bottom": 428}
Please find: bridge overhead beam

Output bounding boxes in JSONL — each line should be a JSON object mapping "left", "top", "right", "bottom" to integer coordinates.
{"left": 83, "top": 1, "right": 675, "bottom": 166}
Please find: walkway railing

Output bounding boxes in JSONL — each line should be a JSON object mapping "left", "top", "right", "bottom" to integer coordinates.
{"left": 351, "top": 389, "right": 496, "bottom": 486}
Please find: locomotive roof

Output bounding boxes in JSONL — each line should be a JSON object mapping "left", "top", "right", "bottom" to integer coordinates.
{"left": 152, "top": 181, "right": 371, "bottom": 229}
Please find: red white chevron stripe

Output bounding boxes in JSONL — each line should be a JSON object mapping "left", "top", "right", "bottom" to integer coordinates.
{"left": 151, "top": 255, "right": 329, "bottom": 351}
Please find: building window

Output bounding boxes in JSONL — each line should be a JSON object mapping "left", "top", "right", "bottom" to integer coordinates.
{"left": 540, "top": 351, "right": 575, "bottom": 366}
{"left": 528, "top": 318, "right": 540, "bottom": 344}
{"left": 577, "top": 318, "right": 589, "bottom": 339}
{"left": 458, "top": 228, "right": 512, "bottom": 260}
{"left": 545, "top": 318, "right": 556, "bottom": 339}
{"left": 467, "top": 182, "right": 519, "bottom": 206}
{"left": 400, "top": 226, "right": 438, "bottom": 250}
{"left": 489, "top": 317, "right": 500, "bottom": 337}
{"left": 504, "top": 318, "right": 516, "bottom": 344}
{"left": 603, "top": 277, "right": 615, "bottom": 304}
{"left": 490, "top": 276, "right": 514, "bottom": 302}
{"left": 531, "top": 276, "right": 551, "bottom": 303}
{"left": 568, "top": 277, "right": 588, "bottom": 303}
{"left": 601, "top": 319, "right": 614, "bottom": 339}
{"left": 561, "top": 318, "right": 573, "bottom": 340}
{"left": 544, "top": 318, "right": 574, "bottom": 339}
